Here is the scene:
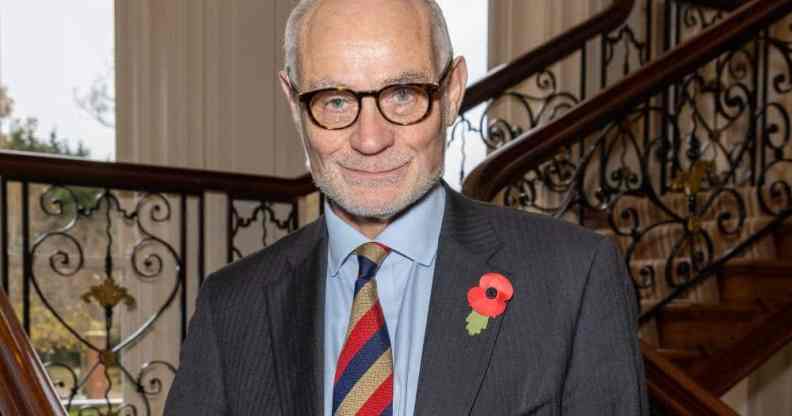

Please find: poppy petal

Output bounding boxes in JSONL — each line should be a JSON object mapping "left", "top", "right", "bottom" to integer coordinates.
{"left": 489, "top": 301, "right": 507, "bottom": 317}
{"left": 470, "top": 297, "right": 505, "bottom": 318}
{"left": 467, "top": 287, "right": 485, "bottom": 306}
{"left": 480, "top": 272, "right": 514, "bottom": 300}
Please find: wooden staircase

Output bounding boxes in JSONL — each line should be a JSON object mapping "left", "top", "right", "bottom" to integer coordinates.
{"left": 647, "top": 251, "right": 792, "bottom": 398}
{"left": 461, "top": 0, "right": 792, "bottom": 413}
{"left": 610, "top": 191, "right": 792, "bottom": 400}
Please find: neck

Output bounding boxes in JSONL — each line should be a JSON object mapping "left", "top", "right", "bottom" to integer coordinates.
{"left": 330, "top": 203, "right": 391, "bottom": 239}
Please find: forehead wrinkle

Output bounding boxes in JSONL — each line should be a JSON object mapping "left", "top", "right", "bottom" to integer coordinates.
{"left": 299, "top": 0, "right": 435, "bottom": 85}
{"left": 306, "top": 70, "right": 433, "bottom": 92}
{"left": 305, "top": 78, "right": 344, "bottom": 91}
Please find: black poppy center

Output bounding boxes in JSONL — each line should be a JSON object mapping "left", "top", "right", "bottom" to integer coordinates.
{"left": 485, "top": 287, "right": 498, "bottom": 299}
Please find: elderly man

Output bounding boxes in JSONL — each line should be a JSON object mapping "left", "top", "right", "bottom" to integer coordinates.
{"left": 164, "top": 0, "right": 648, "bottom": 415}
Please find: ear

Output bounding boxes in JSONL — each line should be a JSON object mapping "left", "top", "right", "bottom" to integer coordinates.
{"left": 444, "top": 56, "right": 469, "bottom": 125}
{"left": 279, "top": 70, "right": 301, "bottom": 115}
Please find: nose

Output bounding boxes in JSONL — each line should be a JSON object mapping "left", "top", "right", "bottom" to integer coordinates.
{"left": 349, "top": 96, "right": 394, "bottom": 155}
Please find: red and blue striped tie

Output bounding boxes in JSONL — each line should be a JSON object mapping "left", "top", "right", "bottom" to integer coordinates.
{"left": 332, "top": 242, "right": 393, "bottom": 416}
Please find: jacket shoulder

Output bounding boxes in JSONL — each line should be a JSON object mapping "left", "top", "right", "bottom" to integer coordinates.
{"left": 458, "top": 192, "right": 606, "bottom": 254}
{"left": 201, "top": 217, "right": 324, "bottom": 296}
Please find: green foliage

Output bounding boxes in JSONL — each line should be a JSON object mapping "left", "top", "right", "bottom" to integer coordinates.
{"left": 0, "top": 84, "right": 91, "bottom": 158}
{"left": 2, "top": 118, "right": 91, "bottom": 158}
{"left": 0, "top": 85, "right": 101, "bottom": 209}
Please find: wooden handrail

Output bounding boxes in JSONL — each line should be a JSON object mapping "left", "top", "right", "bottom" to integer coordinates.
{"left": 459, "top": 0, "right": 635, "bottom": 114}
{"left": 0, "top": 289, "right": 68, "bottom": 416}
{"left": 682, "top": 0, "right": 744, "bottom": 11}
{"left": 462, "top": 0, "right": 742, "bottom": 115}
{"left": 0, "top": 150, "right": 316, "bottom": 201}
{"left": 463, "top": 0, "right": 792, "bottom": 202}
{"left": 642, "top": 342, "right": 739, "bottom": 415}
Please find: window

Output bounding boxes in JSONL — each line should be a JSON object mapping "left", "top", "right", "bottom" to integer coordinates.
{"left": 0, "top": 1, "right": 115, "bottom": 161}
{"left": 0, "top": 1, "right": 120, "bottom": 410}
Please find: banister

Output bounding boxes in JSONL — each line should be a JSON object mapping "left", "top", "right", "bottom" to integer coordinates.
{"left": 681, "top": 0, "right": 743, "bottom": 11}
{"left": 463, "top": 0, "right": 792, "bottom": 202}
{"left": 641, "top": 342, "right": 739, "bottom": 415}
{"left": 459, "top": 0, "right": 635, "bottom": 114}
{"left": 0, "top": 289, "right": 68, "bottom": 416}
{"left": 0, "top": 150, "right": 316, "bottom": 201}
{"left": 461, "top": 0, "right": 739, "bottom": 115}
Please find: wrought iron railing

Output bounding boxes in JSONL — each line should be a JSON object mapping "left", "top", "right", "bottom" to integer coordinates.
{"left": 462, "top": 0, "right": 792, "bottom": 323}
{"left": 450, "top": 0, "right": 740, "bottom": 183}
{"left": 0, "top": 150, "right": 316, "bottom": 415}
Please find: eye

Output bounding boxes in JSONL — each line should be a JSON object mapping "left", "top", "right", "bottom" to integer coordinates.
{"left": 389, "top": 87, "right": 417, "bottom": 105}
{"left": 318, "top": 94, "right": 354, "bottom": 112}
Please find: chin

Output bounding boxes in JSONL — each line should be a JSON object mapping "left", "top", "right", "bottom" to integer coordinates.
{"left": 349, "top": 191, "right": 407, "bottom": 217}
{"left": 314, "top": 169, "right": 442, "bottom": 220}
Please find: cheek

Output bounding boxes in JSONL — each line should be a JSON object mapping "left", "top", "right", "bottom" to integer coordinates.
{"left": 407, "top": 118, "right": 445, "bottom": 165}
{"left": 305, "top": 127, "right": 347, "bottom": 162}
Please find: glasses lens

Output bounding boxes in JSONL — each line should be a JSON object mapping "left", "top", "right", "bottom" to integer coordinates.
{"left": 378, "top": 85, "right": 431, "bottom": 125}
{"left": 309, "top": 90, "right": 360, "bottom": 129}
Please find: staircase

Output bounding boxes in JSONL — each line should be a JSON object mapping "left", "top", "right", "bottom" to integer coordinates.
{"left": 648, "top": 225, "right": 792, "bottom": 397}
{"left": 461, "top": 0, "right": 792, "bottom": 413}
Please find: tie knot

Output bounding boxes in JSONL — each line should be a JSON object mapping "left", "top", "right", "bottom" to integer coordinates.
{"left": 355, "top": 242, "right": 390, "bottom": 266}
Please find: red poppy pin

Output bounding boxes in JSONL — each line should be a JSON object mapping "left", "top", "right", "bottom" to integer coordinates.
{"left": 466, "top": 272, "right": 514, "bottom": 336}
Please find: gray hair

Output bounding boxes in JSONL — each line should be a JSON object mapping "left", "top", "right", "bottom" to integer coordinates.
{"left": 283, "top": 0, "right": 453, "bottom": 85}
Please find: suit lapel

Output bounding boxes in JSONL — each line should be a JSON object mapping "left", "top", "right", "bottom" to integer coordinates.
{"left": 414, "top": 186, "right": 511, "bottom": 416}
{"left": 263, "top": 184, "right": 508, "bottom": 416}
{"left": 264, "top": 220, "right": 326, "bottom": 416}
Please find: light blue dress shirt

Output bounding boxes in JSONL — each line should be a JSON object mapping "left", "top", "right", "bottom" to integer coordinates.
{"left": 323, "top": 184, "right": 445, "bottom": 416}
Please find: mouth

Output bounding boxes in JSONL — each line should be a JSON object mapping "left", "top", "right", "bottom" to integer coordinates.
{"left": 338, "top": 162, "right": 410, "bottom": 181}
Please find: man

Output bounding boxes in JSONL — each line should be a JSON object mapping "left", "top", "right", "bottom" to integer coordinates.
{"left": 164, "top": 0, "right": 649, "bottom": 415}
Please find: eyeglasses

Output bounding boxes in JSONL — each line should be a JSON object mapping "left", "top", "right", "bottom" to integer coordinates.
{"left": 290, "top": 60, "right": 454, "bottom": 130}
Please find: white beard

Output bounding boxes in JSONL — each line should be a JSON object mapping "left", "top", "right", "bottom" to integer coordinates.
{"left": 312, "top": 162, "right": 443, "bottom": 219}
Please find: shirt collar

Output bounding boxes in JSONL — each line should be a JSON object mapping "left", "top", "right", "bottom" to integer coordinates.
{"left": 324, "top": 183, "right": 446, "bottom": 277}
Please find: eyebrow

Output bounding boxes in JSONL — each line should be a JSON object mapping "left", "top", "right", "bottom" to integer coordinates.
{"left": 305, "top": 70, "right": 433, "bottom": 92}
{"left": 381, "top": 71, "right": 433, "bottom": 85}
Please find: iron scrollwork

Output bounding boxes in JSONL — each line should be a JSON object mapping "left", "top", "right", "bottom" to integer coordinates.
{"left": 30, "top": 187, "right": 181, "bottom": 415}
{"left": 448, "top": 69, "right": 582, "bottom": 183}
{"left": 229, "top": 199, "right": 299, "bottom": 261}
{"left": 501, "top": 13, "right": 792, "bottom": 310}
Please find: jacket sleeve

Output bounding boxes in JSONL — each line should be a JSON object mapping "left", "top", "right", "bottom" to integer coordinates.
{"left": 164, "top": 277, "right": 228, "bottom": 415}
{"left": 561, "top": 237, "right": 650, "bottom": 415}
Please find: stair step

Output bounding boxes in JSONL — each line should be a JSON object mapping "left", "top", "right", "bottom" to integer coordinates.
{"left": 655, "top": 347, "right": 708, "bottom": 368}
{"left": 656, "top": 304, "right": 763, "bottom": 352}
{"left": 719, "top": 261, "right": 792, "bottom": 307}
{"left": 774, "top": 220, "right": 792, "bottom": 259}
{"left": 659, "top": 303, "right": 759, "bottom": 321}
{"left": 686, "top": 300, "right": 792, "bottom": 396}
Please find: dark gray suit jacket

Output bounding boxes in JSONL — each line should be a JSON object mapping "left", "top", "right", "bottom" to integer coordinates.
{"left": 164, "top": 184, "right": 649, "bottom": 415}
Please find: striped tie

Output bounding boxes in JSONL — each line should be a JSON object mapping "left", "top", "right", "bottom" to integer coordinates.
{"left": 332, "top": 242, "right": 394, "bottom": 416}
